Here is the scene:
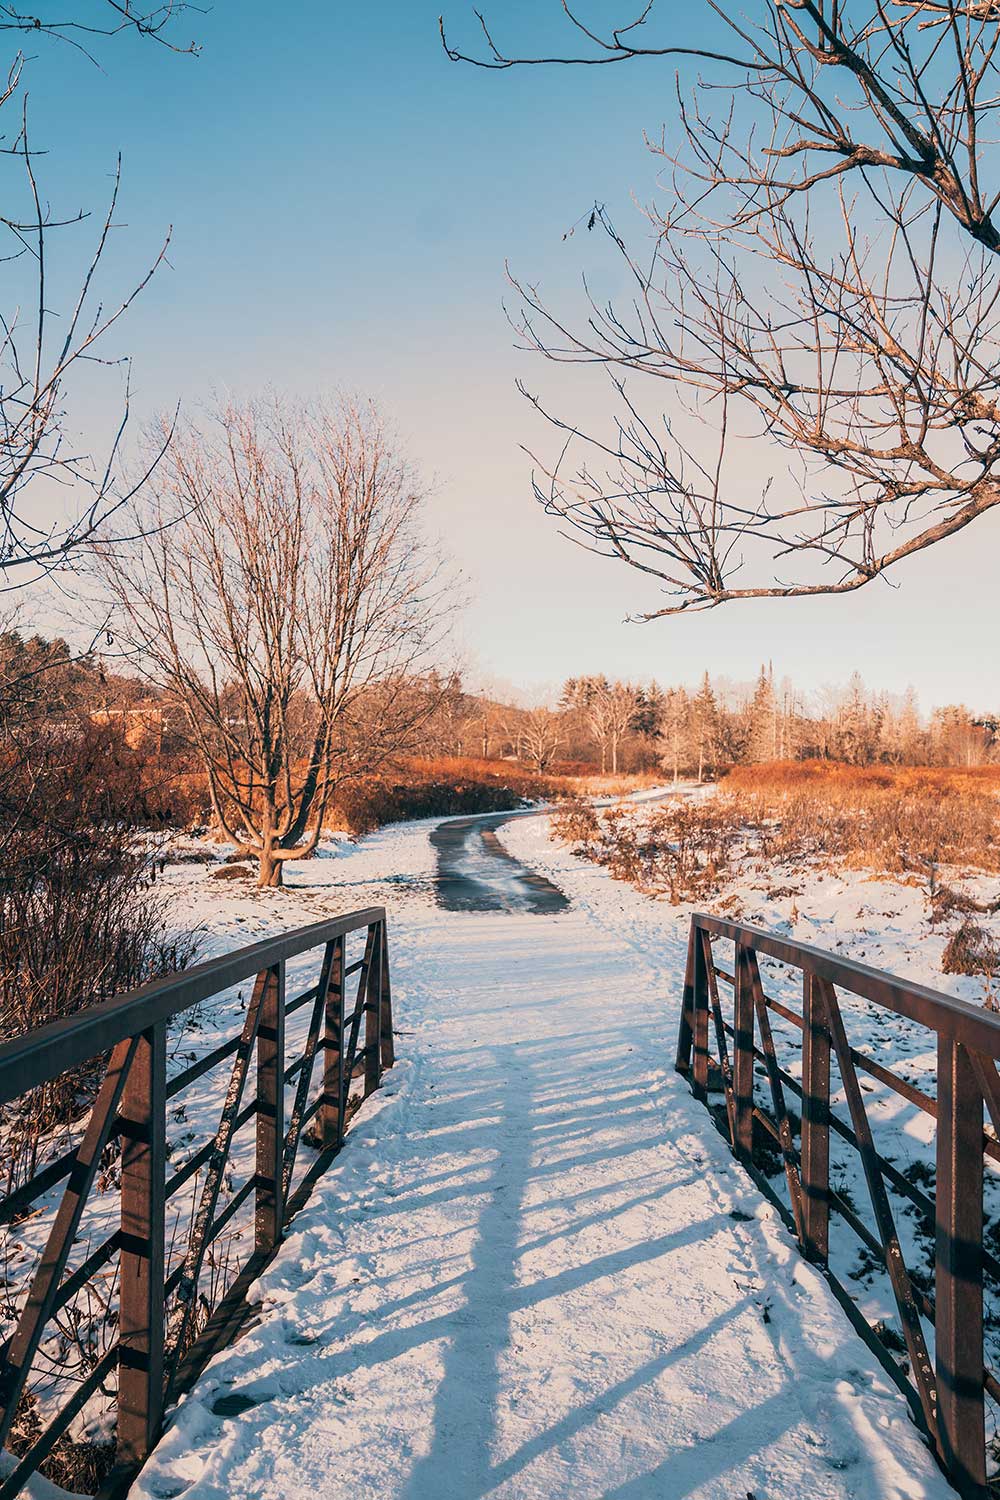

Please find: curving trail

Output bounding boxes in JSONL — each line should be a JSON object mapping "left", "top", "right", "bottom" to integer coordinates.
{"left": 430, "top": 810, "right": 569, "bottom": 915}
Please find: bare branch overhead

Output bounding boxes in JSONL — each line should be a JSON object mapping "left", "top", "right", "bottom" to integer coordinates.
{"left": 447, "top": 0, "right": 1000, "bottom": 614}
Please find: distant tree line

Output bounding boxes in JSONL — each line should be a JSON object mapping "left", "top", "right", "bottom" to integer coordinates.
{"left": 415, "top": 668, "right": 998, "bottom": 779}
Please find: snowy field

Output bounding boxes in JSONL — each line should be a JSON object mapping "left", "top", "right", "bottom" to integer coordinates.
{"left": 122, "top": 810, "right": 959, "bottom": 1500}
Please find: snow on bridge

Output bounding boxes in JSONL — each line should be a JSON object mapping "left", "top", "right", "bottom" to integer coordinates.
{"left": 132, "top": 815, "right": 952, "bottom": 1500}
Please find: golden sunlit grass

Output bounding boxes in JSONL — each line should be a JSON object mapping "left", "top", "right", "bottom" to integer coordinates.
{"left": 552, "top": 760, "right": 1000, "bottom": 907}
{"left": 719, "top": 761, "right": 1000, "bottom": 876}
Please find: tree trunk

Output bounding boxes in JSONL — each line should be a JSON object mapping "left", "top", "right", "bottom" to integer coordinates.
{"left": 258, "top": 843, "right": 284, "bottom": 888}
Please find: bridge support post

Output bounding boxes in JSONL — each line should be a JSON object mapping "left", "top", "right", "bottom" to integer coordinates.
{"left": 800, "top": 973, "right": 830, "bottom": 1264}
{"left": 118, "top": 1021, "right": 167, "bottom": 1467}
{"left": 733, "top": 943, "right": 755, "bottom": 1162}
{"left": 936, "top": 1037, "right": 987, "bottom": 1498}
{"left": 255, "top": 961, "right": 285, "bottom": 1254}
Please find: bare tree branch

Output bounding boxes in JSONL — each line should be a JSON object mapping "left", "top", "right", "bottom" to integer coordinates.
{"left": 447, "top": 0, "right": 1000, "bottom": 613}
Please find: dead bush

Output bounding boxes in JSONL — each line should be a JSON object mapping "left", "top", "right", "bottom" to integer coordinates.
{"left": 550, "top": 797, "right": 601, "bottom": 850}
{"left": 8, "top": 1389, "right": 115, "bottom": 1495}
{"left": 929, "top": 886, "right": 1000, "bottom": 926}
{"left": 0, "top": 725, "right": 201, "bottom": 1185}
{"left": 553, "top": 798, "right": 739, "bottom": 902}
{"left": 942, "top": 920, "right": 1000, "bottom": 977}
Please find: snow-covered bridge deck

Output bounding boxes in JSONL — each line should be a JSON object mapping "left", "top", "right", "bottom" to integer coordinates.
{"left": 131, "top": 818, "right": 952, "bottom": 1500}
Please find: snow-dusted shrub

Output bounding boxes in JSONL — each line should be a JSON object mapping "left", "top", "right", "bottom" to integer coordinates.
{"left": 0, "top": 725, "right": 201, "bottom": 1153}
{"left": 554, "top": 800, "right": 739, "bottom": 902}
{"left": 550, "top": 796, "right": 601, "bottom": 851}
{"left": 942, "top": 920, "right": 1000, "bottom": 977}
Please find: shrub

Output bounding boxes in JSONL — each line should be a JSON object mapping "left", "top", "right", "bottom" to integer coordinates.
{"left": 329, "top": 755, "right": 561, "bottom": 835}
{"left": 942, "top": 920, "right": 1000, "bottom": 977}
{"left": 0, "top": 725, "right": 201, "bottom": 1174}
{"left": 554, "top": 797, "right": 739, "bottom": 902}
{"left": 550, "top": 797, "right": 601, "bottom": 850}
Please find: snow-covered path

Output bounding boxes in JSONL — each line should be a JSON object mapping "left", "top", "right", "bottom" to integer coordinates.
{"left": 132, "top": 817, "right": 954, "bottom": 1500}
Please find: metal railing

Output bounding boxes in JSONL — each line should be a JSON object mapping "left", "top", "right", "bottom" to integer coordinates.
{"left": 676, "top": 911, "right": 1000, "bottom": 1499}
{"left": 0, "top": 906, "right": 393, "bottom": 1498}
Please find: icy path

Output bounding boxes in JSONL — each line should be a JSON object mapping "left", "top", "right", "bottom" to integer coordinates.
{"left": 134, "top": 819, "right": 953, "bottom": 1500}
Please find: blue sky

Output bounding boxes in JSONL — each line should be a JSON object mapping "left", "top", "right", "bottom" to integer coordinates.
{"left": 19, "top": 0, "right": 1000, "bottom": 710}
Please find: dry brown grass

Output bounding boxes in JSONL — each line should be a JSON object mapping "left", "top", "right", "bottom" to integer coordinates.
{"left": 719, "top": 761, "right": 1000, "bottom": 877}
{"left": 552, "top": 761, "right": 1000, "bottom": 905}
{"left": 724, "top": 760, "right": 1000, "bottom": 797}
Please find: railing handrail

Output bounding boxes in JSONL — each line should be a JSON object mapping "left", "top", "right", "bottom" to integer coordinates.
{"left": 0, "top": 906, "right": 386, "bottom": 1105}
{"left": 691, "top": 910, "right": 1000, "bottom": 1057}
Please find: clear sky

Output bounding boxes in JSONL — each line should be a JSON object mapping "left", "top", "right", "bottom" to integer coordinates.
{"left": 19, "top": 0, "right": 1000, "bottom": 711}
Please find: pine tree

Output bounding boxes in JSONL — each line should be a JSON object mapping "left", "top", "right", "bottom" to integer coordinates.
{"left": 746, "top": 665, "right": 777, "bottom": 763}
{"left": 691, "top": 672, "right": 719, "bottom": 783}
{"left": 836, "top": 672, "right": 878, "bottom": 765}
{"left": 896, "top": 687, "right": 923, "bottom": 764}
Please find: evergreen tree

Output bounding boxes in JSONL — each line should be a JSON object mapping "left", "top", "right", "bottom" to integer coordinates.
{"left": 691, "top": 672, "right": 719, "bottom": 783}
{"left": 746, "top": 665, "right": 777, "bottom": 763}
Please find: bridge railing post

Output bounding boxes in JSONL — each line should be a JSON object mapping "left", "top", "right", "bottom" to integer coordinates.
{"left": 320, "top": 935, "right": 345, "bottom": 1151}
{"left": 675, "top": 920, "right": 697, "bottom": 1078}
{"left": 936, "top": 1037, "right": 987, "bottom": 1498}
{"left": 690, "top": 922, "right": 710, "bottom": 1103}
{"left": 379, "top": 918, "right": 395, "bottom": 1071}
{"left": 255, "top": 960, "right": 285, "bottom": 1254}
{"left": 118, "top": 1021, "right": 167, "bottom": 1467}
{"left": 733, "top": 942, "right": 755, "bottom": 1162}
{"left": 364, "top": 923, "right": 382, "bottom": 1098}
{"left": 800, "top": 971, "right": 831, "bottom": 1264}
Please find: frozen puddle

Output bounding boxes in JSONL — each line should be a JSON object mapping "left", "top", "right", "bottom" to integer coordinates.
{"left": 133, "top": 820, "right": 953, "bottom": 1500}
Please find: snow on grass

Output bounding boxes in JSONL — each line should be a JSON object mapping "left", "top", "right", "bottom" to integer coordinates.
{"left": 130, "top": 814, "right": 953, "bottom": 1500}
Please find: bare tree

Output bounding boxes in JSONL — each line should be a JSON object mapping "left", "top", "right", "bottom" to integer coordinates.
{"left": 445, "top": 2, "right": 1000, "bottom": 615}
{"left": 103, "top": 396, "right": 453, "bottom": 886}
{"left": 562, "top": 675, "right": 643, "bottom": 773}
{"left": 520, "top": 705, "right": 564, "bottom": 771}
{"left": 657, "top": 686, "right": 690, "bottom": 784}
